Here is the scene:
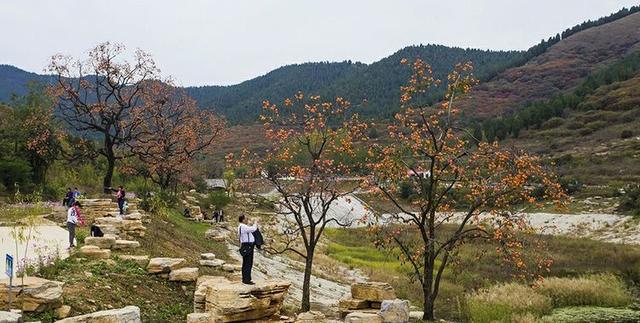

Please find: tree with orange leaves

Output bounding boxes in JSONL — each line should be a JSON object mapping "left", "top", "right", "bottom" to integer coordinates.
{"left": 129, "top": 81, "right": 225, "bottom": 191}
{"left": 367, "top": 59, "right": 566, "bottom": 320}
{"left": 232, "top": 92, "right": 368, "bottom": 311}
{"left": 47, "top": 42, "right": 159, "bottom": 191}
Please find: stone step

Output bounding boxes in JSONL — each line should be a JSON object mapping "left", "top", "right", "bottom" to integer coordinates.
{"left": 147, "top": 258, "right": 186, "bottom": 274}
{"left": 84, "top": 236, "right": 116, "bottom": 249}
{"left": 169, "top": 267, "right": 199, "bottom": 282}
{"left": 113, "top": 239, "right": 141, "bottom": 250}
{"left": 78, "top": 245, "right": 111, "bottom": 259}
{"left": 199, "top": 259, "right": 225, "bottom": 268}
{"left": 119, "top": 255, "right": 150, "bottom": 266}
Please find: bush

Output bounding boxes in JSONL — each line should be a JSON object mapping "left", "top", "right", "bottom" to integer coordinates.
{"left": 585, "top": 121, "right": 607, "bottom": 131}
{"left": 618, "top": 185, "right": 640, "bottom": 216}
{"left": 542, "top": 117, "right": 564, "bottom": 129}
{"left": 537, "top": 274, "right": 633, "bottom": 308}
{"left": 620, "top": 130, "right": 633, "bottom": 139}
{"left": 199, "top": 191, "right": 231, "bottom": 210}
{"left": 0, "top": 159, "right": 33, "bottom": 191}
{"left": 541, "top": 307, "right": 640, "bottom": 323}
{"left": 566, "top": 121, "right": 584, "bottom": 130}
{"left": 398, "top": 181, "right": 413, "bottom": 200}
{"left": 559, "top": 176, "right": 583, "bottom": 195}
{"left": 465, "top": 283, "right": 552, "bottom": 323}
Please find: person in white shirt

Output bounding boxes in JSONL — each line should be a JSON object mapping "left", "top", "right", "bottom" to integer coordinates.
{"left": 66, "top": 201, "right": 81, "bottom": 249}
{"left": 238, "top": 214, "right": 259, "bottom": 284}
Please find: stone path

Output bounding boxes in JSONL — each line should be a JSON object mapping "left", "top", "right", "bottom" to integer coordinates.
{"left": 0, "top": 217, "right": 69, "bottom": 279}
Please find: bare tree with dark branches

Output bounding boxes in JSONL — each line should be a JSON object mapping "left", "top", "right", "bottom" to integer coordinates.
{"left": 47, "top": 42, "right": 160, "bottom": 190}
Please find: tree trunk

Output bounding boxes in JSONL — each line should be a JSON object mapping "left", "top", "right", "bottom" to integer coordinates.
{"left": 423, "top": 250, "right": 435, "bottom": 320}
{"left": 103, "top": 134, "right": 115, "bottom": 193}
{"left": 301, "top": 247, "right": 315, "bottom": 312}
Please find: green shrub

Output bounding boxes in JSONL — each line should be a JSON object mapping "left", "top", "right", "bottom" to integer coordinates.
{"left": 542, "top": 117, "right": 564, "bottom": 129}
{"left": 537, "top": 274, "right": 633, "bottom": 308}
{"left": 620, "top": 130, "right": 633, "bottom": 139}
{"left": 198, "top": 191, "right": 231, "bottom": 210}
{"left": 585, "top": 121, "right": 607, "bottom": 131}
{"left": 566, "top": 121, "right": 584, "bottom": 130}
{"left": 541, "top": 307, "right": 640, "bottom": 323}
{"left": 618, "top": 185, "right": 640, "bottom": 216}
{"left": 466, "top": 283, "right": 552, "bottom": 323}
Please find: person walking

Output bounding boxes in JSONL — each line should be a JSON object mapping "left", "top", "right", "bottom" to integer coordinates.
{"left": 115, "top": 185, "right": 126, "bottom": 215}
{"left": 238, "top": 214, "right": 259, "bottom": 285}
{"left": 66, "top": 201, "right": 83, "bottom": 249}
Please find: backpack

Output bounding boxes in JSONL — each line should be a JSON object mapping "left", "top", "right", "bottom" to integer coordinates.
{"left": 90, "top": 225, "right": 104, "bottom": 237}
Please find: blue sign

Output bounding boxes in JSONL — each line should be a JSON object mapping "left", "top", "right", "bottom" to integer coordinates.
{"left": 5, "top": 254, "right": 13, "bottom": 278}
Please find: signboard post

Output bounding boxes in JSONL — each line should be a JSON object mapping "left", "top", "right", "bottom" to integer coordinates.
{"left": 5, "top": 254, "right": 13, "bottom": 310}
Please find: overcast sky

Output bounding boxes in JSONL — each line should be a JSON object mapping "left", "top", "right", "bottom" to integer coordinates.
{"left": 1, "top": 0, "right": 637, "bottom": 86}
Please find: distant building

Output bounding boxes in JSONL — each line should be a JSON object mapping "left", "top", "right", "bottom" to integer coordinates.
{"left": 205, "top": 179, "right": 227, "bottom": 191}
{"left": 407, "top": 169, "right": 431, "bottom": 179}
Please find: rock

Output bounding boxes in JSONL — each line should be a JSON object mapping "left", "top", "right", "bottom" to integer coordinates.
{"left": 193, "top": 276, "right": 290, "bottom": 322}
{"left": 409, "top": 311, "right": 423, "bottom": 321}
{"left": 78, "top": 246, "right": 111, "bottom": 259}
{"left": 351, "top": 282, "right": 396, "bottom": 302}
{"left": 199, "top": 259, "right": 225, "bottom": 268}
{"left": 0, "top": 277, "right": 64, "bottom": 312}
{"left": 221, "top": 264, "right": 241, "bottom": 272}
{"left": 112, "top": 240, "right": 140, "bottom": 250}
{"left": 147, "top": 258, "right": 186, "bottom": 274}
{"left": 119, "top": 255, "right": 149, "bottom": 266}
{"left": 345, "top": 312, "right": 383, "bottom": 323}
{"left": 339, "top": 298, "right": 370, "bottom": 310}
{"left": 295, "top": 311, "right": 326, "bottom": 323}
{"left": 55, "top": 306, "right": 141, "bottom": 323}
{"left": 0, "top": 310, "right": 22, "bottom": 323}
{"left": 55, "top": 305, "right": 72, "bottom": 319}
{"left": 378, "top": 299, "right": 409, "bottom": 323}
{"left": 83, "top": 236, "right": 116, "bottom": 249}
{"left": 169, "top": 267, "right": 199, "bottom": 282}
{"left": 200, "top": 253, "right": 216, "bottom": 260}
{"left": 186, "top": 313, "right": 210, "bottom": 323}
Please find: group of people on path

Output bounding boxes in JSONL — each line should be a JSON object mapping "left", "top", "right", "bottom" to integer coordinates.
{"left": 65, "top": 185, "right": 126, "bottom": 249}
{"left": 62, "top": 187, "right": 81, "bottom": 207}
{"left": 64, "top": 184, "right": 262, "bottom": 286}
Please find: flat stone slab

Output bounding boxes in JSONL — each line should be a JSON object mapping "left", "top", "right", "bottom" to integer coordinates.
{"left": 55, "top": 306, "right": 141, "bottom": 323}
{"left": 113, "top": 240, "right": 140, "bottom": 250}
{"left": 0, "top": 277, "right": 64, "bottom": 312}
{"left": 199, "top": 259, "right": 225, "bottom": 268}
{"left": 200, "top": 253, "right": 216, "bottom": 260}
{"left": 222, "top": 264, "right": 241, "bottom": 272}
{"left": 78, "top": 245, "right": 111, "bottom": 259}
{"left": 169, "top": 267, "right": 199, "bottom": 282}
{"left": 351, "top": 282, "right": 396, "bottom": 302}
{"left": 0, "top": 310, "right": 22, "bottom": 323}
{"left": 147, "top": 257, "right": 186, "bottom": 274}
{"left": 119, "top": 255, "right": 149, "bottom": 266}
{"left": 187, "top": 312, "right": 210, "bottom": 323}
{"left": 344, "top": 312, "right": 383, "bottom": 323}
{"left": 84, "top": 236, "right": 116, "bottom": 249}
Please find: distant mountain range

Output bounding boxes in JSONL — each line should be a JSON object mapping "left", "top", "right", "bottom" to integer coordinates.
{"left": 1, "top": 6, "right": 638, "bottom": 124}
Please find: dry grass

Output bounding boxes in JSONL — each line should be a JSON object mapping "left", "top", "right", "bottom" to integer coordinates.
{"left": 465, "top": 283, "right": 552, "bottom": 323}
{"left": 538, "top": 274, "right": 633, "bottom": 308}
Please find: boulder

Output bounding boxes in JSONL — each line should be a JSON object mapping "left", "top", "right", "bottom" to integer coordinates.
{"left": 147, "top": 258, "right": 186, "bottom": 274}
{"left": 200, "top": 253, "right": 216, "bottom": 260}
{"left": 169, "top": 267, "right": 199, "bottom": 282}
{"left": 112, "top": 240, "right": 140, "bottom": 250}
{"left": 344, "top": 312, "right": 383, "bottom": 323}
{"left": 55, "top": 306, "right": 141, "bottom": 323}
{"left": 0, "top": 277, "right": 63, "bottom": 312}
{"left": 221, "top": 264, "right": 241, "bottom": 272}
{"left": 339, "top": 298, "right": 369, "bottom": 311}
{"left": 199, "top": 259, "right": 225, "bottom": 268}
{"left": 409, "top": 311, "right": 423, "bottom": 321}
{"left": 83, "top": 236, "right": 116, "bottom": 249}
{"left": 186, "top": 313, "right": 210, "bottom": 323}
{"left": 119, "top": 255, "right": 149, "bottom": 266}
{"left": 378, "top": 299, "right": 409, "bottom": 323}
{"left": 0, "top": 310, "right": 22, "bottom": 323}
{"left": 295, "top": 311, "right": 326, "bottom": 323}
{"left": 78, "top": 246, "right": 111, "bottom": 259}
{"left": 55, "top": 305, "right": 72, "bottom": 319}
{"left": 194, "top": 276, "right": 290, "bottom": 322}
{"left": 351, "top": 282, "right": 396, "bottom": 302}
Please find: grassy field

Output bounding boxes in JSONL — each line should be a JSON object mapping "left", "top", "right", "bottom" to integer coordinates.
{"left": 324, "top": 226, "right": 640, "bottom": 321}
{"left": 23, "top": 208, "right": 231, "bottom": 323}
